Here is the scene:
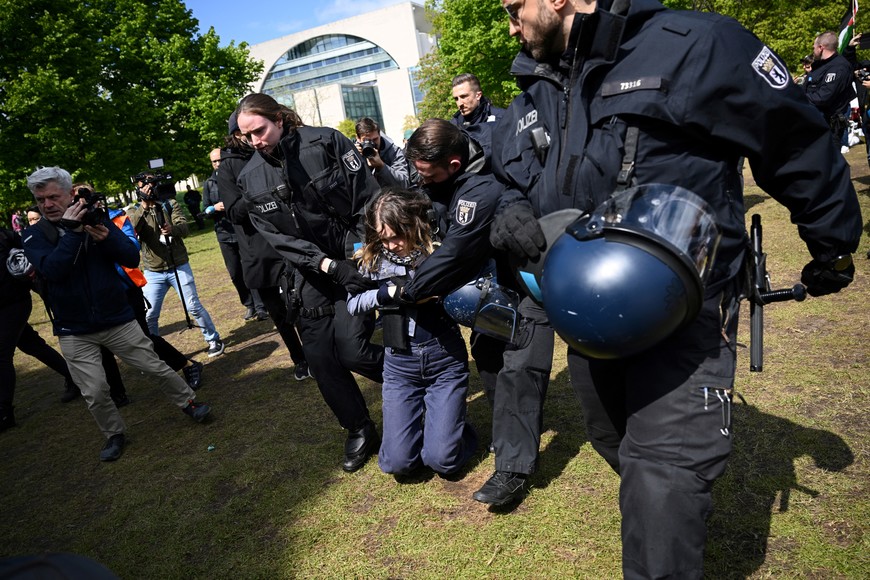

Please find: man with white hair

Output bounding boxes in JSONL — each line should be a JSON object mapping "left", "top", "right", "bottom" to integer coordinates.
{"left": 22, "top": 166, "right": 212, "bottom": 462}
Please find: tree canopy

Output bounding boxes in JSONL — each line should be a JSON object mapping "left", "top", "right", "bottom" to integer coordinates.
{"left": 416, "top": 0, "right": 848, "bottom": 121}
{"left": 0, "top": 0, "right": 261, "bottom": 215}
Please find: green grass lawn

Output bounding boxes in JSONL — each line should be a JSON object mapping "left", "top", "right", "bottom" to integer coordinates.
{"left": 4, "top": 162, "right": 869, "bottom": 578}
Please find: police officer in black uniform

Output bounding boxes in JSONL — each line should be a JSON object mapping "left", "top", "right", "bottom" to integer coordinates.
{"left": 398, "top": 119, "right": 507, "bottom": 410}
{"left": 488, "top": 0, "right": 861, "bottom": 577}
{"left": 804, "top": 30, "right": 856, "bottom": 139}
{"left": 216, "top": 121, "right": 309, "bottom": 381}
{"left": 234, "top": 93, "right": 384, "bottom": 472}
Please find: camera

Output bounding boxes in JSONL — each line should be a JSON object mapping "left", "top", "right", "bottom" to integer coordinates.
{"left": 857, "top": 69, "right": 870, "bottom": 82}
{"left": 357, "top": 139, "right": 377, "bottom": 158}
{"left": 67, "top": 187, "right": 108, "bottom": 227}
{"left": 132, "top": 171, "right": 174, "bottom": 201}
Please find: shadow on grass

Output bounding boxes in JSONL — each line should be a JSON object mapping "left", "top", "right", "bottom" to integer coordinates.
{"left": 480, "top": 366, "right": 588, "bottom": 514}
{"left": 705, "top": 400, "right": 854, "bottom": 577}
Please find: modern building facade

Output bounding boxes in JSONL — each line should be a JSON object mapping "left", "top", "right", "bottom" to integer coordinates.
{"left": 246, "top": 2, "right": 434, "bottom": 141}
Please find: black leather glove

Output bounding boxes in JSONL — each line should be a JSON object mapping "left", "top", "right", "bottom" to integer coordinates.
{"left": 330, "top": 259, "right": 378, "bottom": 294}
{"left": 489, "top": 203, "right": 546, "bottom": 260}
{"left": 800, "top": 257, "right": 855, "bottom": 297}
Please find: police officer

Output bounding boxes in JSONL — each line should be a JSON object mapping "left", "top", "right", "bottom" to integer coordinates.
{"left": 399, "top": 119, "right": 507, "bottom": 409}
{"left": 449, "top": 73, "right": 506, "bottom": 127}
{"left": 215, "top": 126, "right": 310, "bottom": 381}
{"left": 234, "top": 93, "right": 384, "bottom": 473}
{"left": 488, "top": 1, "right": 861, "bottom": 578}
{"left": 804, "top": 30, "right": 856, "bottom": 139}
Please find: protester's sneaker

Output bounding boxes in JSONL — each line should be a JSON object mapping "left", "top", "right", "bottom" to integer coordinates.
{"left": 183, "top": 361, "right": 204, "bottom": 390}
{"left": 207, "top": 339, "right": 225, "bottom": 357}
{"left": 182, "top": 399, "right": 211, "bottom": 422}
{"left": 841, "top": 145, "right": 851, "bottom": 154}
{"left": 294, "top": 362, "right": 312, "bottom": 381}
{"left": 60, "top": 380, "right": 81, "bottom": 403}
{"left": 243, "top": 307, "right": 256, "bottom": 321}
{"left": 99, "top": 434, "right": 125, "bottom": 462}
{"left": 472, "top": 471, "right": 528, "bottom": 506}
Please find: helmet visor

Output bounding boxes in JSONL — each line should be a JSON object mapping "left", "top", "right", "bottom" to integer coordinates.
{"left": 581, "top": 184, "right": 720, "bottom": 282}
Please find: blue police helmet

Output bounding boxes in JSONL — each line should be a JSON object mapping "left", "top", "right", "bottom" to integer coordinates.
{"left": 509, "top": 208, "right": 584, "bottom": 305}
{"left": 444, "top": 260, "right": 521, "bottom": 344}
{"left": 541, "top": 184, "right": 721, "bottom": 359}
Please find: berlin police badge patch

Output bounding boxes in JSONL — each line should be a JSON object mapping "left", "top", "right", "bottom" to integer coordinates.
{"left": 342, "top": 150, "right": 362, "bottom": 172}
{"left": 751, "top": 46, "right": 788, "bottom": 89}
{"left": 456, "top": 199, "right": 476, "bottom": 225}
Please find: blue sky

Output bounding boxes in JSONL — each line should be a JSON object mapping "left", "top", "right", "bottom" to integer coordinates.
{"left": 184, "top": 0, "right": 409, "bottom": 46}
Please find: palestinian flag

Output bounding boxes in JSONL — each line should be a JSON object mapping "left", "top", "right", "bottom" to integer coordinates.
{"left": 839, "top": 0, "right": 859, "bottom": 53}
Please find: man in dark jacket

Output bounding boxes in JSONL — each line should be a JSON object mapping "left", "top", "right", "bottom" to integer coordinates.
{"left": 487, "top": 1, "right": 861, "bottom": 577}
{"left": 235, "top": 93, "right": 384, "bottom": 472}
{"left": 804, "top": 30, "right": 857, "bottom": 139}
{"left": 450, "top": 73, "right": 505, "bottom": 127}
{"left": 203, "top": 148, "right": 268, "bottom": 321}
{"left": 22, "top": 166, "right": 213, "bottom": 461}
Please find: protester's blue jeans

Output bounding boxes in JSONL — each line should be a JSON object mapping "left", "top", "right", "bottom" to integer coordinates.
{"left": 378, "top": 326, "right": 477, "bottom": 476}
{"left": 143, "top": 262, "right": 219, "bottom": 344}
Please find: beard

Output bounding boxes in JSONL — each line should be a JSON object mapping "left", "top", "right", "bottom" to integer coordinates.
{"left": 524, "top": 0, "right": 566, "bottom": 62}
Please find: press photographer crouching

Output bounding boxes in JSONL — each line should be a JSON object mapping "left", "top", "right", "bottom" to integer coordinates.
{"left": 127, "top": 172, "right": 225, "bottom": 358}
{"left": 22, "top": 166, "right": 212, "bottom": 462}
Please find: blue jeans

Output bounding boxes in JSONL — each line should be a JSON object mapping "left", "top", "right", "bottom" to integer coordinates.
{"left": 143, "top": 262, "right": 219, "bottom": 344}
{"left": 378, "top": 327, "right": 477, "bottom": 475}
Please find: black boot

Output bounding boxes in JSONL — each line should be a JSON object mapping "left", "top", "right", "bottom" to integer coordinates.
{"left": 0, "top": 406, "right": 15, "bottom": 432}
{"left": 60, "top": 379, "right": 81, "bottom": 403}
{"left": 342, "top": 420, "right": 380, "bottom": 473}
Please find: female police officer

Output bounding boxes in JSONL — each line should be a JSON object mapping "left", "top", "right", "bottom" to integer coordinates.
{"left": 234, "top": 93, "right": 384, "bottom": 472}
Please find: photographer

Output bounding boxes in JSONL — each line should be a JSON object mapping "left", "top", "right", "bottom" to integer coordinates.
{"left": 127, "top": 174, "right": 225, "bottom": 358}
{"left": 22, "top": 166, "right": 211, "bottom": 461}
{"left": 354, "top": 117, "right": 411, "bottom": 189}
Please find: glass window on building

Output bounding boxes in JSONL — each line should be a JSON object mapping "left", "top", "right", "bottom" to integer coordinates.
{"left": 342, "top": 85, "right": 383, "bottom": 130}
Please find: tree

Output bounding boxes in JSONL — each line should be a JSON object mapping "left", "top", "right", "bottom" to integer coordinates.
{"left": 416, "top": 0, "right": 847, "bottom": 123}
{"left": 416, "top": 0, "right": 519, "bottom": 121}
{"left": 0, "top": 0, "right": 262, "bottom": 216}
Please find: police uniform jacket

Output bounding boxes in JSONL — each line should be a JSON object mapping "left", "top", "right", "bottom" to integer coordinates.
{"left": 492, "top": 0, "right": 862, "bottom": 297}
{"left": 239, "top": 126, "right": 379, "bottom": 275}
{"left": 804, "top": 52, "right": 856, "bottom": 120}
{"left": 402, "top": 130, "right": 503, "bottom": 302}
{"left": 218, "top": 147, "right": 286, "bottom": 290}
{"left": 22, "top": 219, "right": 139, "bottom": 336}
{"left": 202, "top": 171, "right": 237, "bottom": 244}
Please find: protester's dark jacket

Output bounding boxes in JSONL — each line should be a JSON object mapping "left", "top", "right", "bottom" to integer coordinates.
{"left": 21, "top": 218, "right": 139, "bottom": 335}
{"left": 804, "top": 52, "right": 857, "bottom": 119}
{"left": 0, "top": 228, "right": 31, "bottom": 306}
{"left": 402, "top": 130, "right": 503, "bottom": 302}
{"left": 239, "top": 125, "right": 380, "bottom": 275}
{"left": 219, "top": 147, "right": 287, "bottom": 289}
{"left": 492, "top": 0, "right": 862, "bottom": 296}
{"left": 451, "top": 96, "right": 506, "bottom": 127}
{"left": 202, "top": 171, "right": 237, "bottom": 243}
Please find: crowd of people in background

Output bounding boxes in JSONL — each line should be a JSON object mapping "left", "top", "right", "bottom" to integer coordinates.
{"left": 3, "top": 2, "right": 865, "bottom": 577}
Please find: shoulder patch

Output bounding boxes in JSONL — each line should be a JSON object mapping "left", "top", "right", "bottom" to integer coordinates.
{"left": 456, "top": 199, "right": 477, "bottom": 225}
{"left": 751, "top": 46, "right": 788, "bottom": 90}
{"left": 342, "top": 150, "right": 362, "bottom": 172}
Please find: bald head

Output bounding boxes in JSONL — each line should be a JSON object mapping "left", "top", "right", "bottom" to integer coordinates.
{"left": 209, "top": 148, "right": 221, "bottom": 169}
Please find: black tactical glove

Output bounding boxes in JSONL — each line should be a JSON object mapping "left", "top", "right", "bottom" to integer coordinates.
{"left": 489, "top": 203, "right": 546, "bottom": 260}
{"left": 329, "top": 259, "right": 378, "bottom": 295}
{"left": 800, "top": 256, "right": 855, "bottom": 297}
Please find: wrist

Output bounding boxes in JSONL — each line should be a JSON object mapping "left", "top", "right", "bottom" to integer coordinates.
{"left": 326, "top": 259, "right": 338, "bottom": 275}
